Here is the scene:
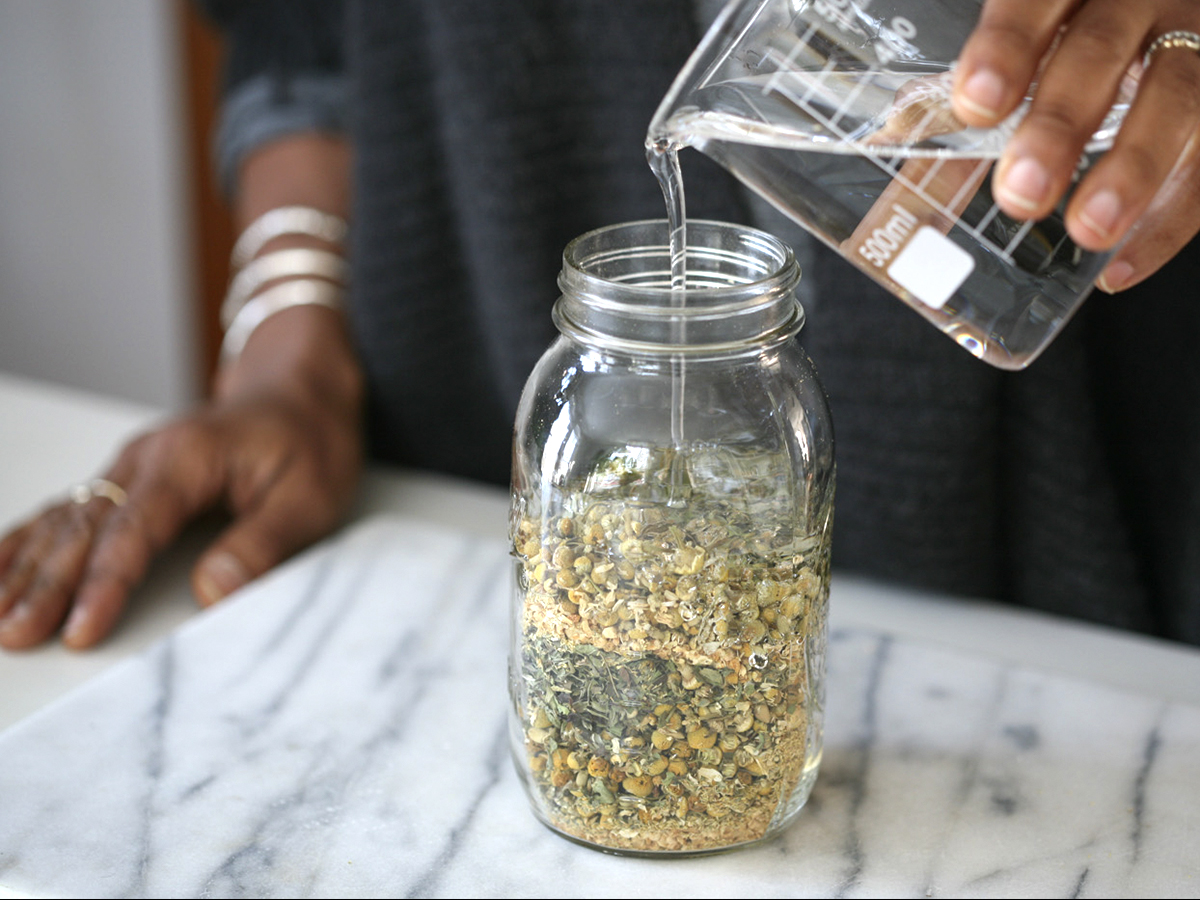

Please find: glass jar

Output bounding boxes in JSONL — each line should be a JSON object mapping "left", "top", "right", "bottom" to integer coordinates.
{"left": 508, "top": 219, "right": 835, "bottom": 856}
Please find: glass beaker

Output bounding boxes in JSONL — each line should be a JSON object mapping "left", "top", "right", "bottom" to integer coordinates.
{"left": 508, "top": 219, "right": 835, "bottom": 855}
{"left": 648, "top": 0, "right": 1138, "bottom": 370}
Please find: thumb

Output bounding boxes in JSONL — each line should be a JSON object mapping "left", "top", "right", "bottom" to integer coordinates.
{"left": 191, "top": 486, "right": 335, "bottom": 607}
{"left": 192, "top": 545, "right": 256, "bottom": 607}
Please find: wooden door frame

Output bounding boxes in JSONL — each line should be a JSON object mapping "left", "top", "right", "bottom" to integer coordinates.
{"left": 180, "top": 0, "right": 233, "bottom": 393}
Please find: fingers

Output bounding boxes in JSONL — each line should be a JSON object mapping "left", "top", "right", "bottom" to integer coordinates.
{"left": 989, "top": 3, "right": 1146, "bottom": 230}
{"left": 192, "top": 452, "right": 345, "bottom": 608}
{"left": 1098, "top": 130, "right": 1200, "bottom": 291}
{"left": 954, "top": 0, "right": 1200, "bottom": 258}
{"left": 60, "top": 496, "right": 182, "bottom": 649}
{"left": 0, "top": 522, "right": 34, "bottom": 594}
{"left": 0, "top": 422, "right": 226, "bottom": 651}
{"left": 0, "top": 503, "right": 108, "bottom": 649}
{"left": 59, "top": 427, "right": 225, "bottom": 648}
{"left": 1, "top": 330, "right": 362, "bottom": 650}
{"left": 953, "top": 0, "right": 1075, "bottom": 127}
{"left": 1076, "top": 50, "right": 1200, "bottom": 257}
{"left": 1063, "top": 9, "right": 1200, "bottom": 251}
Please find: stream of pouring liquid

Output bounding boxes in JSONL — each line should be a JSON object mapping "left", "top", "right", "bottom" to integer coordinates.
{"left": 641, "top": 70, "right": 1031, "bottom": 505}
{"left": 646, "top": 141, "right": 690, "bottom": 506}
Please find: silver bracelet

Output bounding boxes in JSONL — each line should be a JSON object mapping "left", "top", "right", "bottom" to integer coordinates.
{"left": 220, "top": 278, "right": 344, "bottom": 363}
{"left": 230, "top": 206, "right": 348, "bottom": 270}
{"left": 221, "top": 247, "right": 347, "bottom": 330}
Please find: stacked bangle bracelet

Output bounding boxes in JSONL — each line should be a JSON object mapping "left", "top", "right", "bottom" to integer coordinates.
{"left": 230, "top": 206, "right": 348, "bottom": 269}
{"left": 221, "top": 279, "right": 344, "bottom": 362}
{"left": 221, "top": 247, "right": 347, "bottom": 330}
{"left": 219, "top": 206, "right": 349, "bottom": 363}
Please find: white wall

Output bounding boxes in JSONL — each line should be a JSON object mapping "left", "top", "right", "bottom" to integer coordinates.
{"left": 0, "top": 0, "right": 197, "bottom": 410}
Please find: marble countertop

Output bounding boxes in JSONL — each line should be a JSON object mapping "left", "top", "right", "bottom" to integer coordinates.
{"left": 1, "top": 371, "right": 1198, "bottom": 899}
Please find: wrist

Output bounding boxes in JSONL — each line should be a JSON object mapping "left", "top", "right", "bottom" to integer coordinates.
{"left": 215, "top": 303, "right": 364, "bottom": 421}
{"left": 219, "top": 204, "right": 351, "bottom": 366}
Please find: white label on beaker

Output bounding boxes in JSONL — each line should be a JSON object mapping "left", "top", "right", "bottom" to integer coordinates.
{"left": 887, "top": 226, "right": 975, "bottom": 310}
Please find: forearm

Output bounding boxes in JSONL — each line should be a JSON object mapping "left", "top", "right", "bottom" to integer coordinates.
{"left": 0, "top": 10, "right": 362, "bottom": 650}
{"left": 214, "top": 133, "right": 362, "bottom": 418}
{"left": 233, "top": 132, "right": 351, "bottom": 232}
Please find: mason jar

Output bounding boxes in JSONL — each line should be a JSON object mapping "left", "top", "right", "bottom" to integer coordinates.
{"left": 508, "top": 219, "right": 835, "bottom": 856}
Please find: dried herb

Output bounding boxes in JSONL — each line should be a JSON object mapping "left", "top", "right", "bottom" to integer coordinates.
{"left": 512, "top": 452, "right": 830, "bottom": 854}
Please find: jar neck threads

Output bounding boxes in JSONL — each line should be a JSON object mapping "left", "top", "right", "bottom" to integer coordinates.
{"left": 555, "top": 219, "right": 803, "bottom": 355}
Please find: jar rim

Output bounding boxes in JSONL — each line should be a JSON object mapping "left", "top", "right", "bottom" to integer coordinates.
{"left": 555, "top": 219, "right": 804, "bottom": 354}
{"left": 559, "top": 219, "right": 800, "bottom": 313}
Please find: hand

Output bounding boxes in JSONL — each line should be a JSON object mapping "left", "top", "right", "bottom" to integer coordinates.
{"left": 952, "top": 0, "right": 1200, "bottom": 291}
{"left": 0, "top": 308, "right": 363, "bottom": 651}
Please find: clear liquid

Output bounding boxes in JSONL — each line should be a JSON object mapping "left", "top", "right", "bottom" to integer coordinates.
{"left": 646, "top": 142, "right": 689, "bottom": 292}
{"left": 650, "top": 72, "right": 1123, "bottom": 369}
{"left": 646, "top": 143, "right": 691, "bottom": 504}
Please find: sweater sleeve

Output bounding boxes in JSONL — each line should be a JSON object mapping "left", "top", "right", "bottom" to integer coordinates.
{"left": 194, "top": 0, "right": 349, "bottom": 194}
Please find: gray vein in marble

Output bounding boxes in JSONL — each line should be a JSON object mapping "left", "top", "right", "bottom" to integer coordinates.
{"left": 834, "top": 632, "right": 890, "bottom": 898}
{"left": 405, "top": 718, "right": 509, "bottom": 899}
{"left": 238, "top": 537, "right": 342, "bottom": 722}
{"left": 1002, "top": 723, "right": 1039, "bottom": 751}
{"left": 374, "top": 534, "right": 478, "bottom": 684}
{"left": 371, "top": 540, "right": 506, "bottom": 751}
{"left": 203, "top": 818, "right": 281, "bottom": 899}
{"left": 921, "top": 664, "right": 1017, "bottom": 897}
{"left": 1071, "top": 865, "right": 1090, "bottom": 898}
{"left": 181, "top": 538, "right": 357, "bottom": 899}
{"left": 1130, "top": 711, "right": 1163, "bottom": 863}
{"left": 954, "top": 835, "right": 1097, "bottom": 897}
{"left": 187, "top": 525, "right": 463, "bottom": 897}
{"left": 133, "top": 640, "right": 176, "bottom": 898}
{"left": 1, "top": 517, "right": 1198, "bottom": 899}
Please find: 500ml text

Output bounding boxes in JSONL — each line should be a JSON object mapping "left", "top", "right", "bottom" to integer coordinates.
{"left": 856, "top": 203, "right": 918, "bottom": 268}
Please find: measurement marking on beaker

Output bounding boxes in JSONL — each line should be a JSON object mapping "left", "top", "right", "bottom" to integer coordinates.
{"left": 1042, "top": 227, "right": 1074, "bottom": 270}
{"left": 971, "top": 202, "right": 1003, "bottom": 240}
{"left": 763, "top": 24, "right": 820, "bottom": 98}
{"left": 916, "top": 157, "right": 945, "bottom": 192}
{"left": 766, "top": 73, "right": 1017, "bottom": 263}
{"left": 947, "top": 159, "right": 992, "bottom": 212}
{"left": 829, "top": 65, "right": 878, "bottom": 129}
{"left": 912, "top": 100, "right": 945, "bottom": 141}
{"left": 1002, "top": 218, "right": 1038, "bottom": 259}
{"left": 887, "top": 159, "right": 1013, "bottom": 261}
{"left": 799, "top": 57, "right": 838, "bottom": 107}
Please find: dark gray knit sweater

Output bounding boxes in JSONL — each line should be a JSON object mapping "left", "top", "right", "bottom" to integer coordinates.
{"left": 205, "top": 0, "right": 1200, "bottom": 646}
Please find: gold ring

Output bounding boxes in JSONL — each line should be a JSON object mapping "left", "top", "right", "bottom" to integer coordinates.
{"left": 70, "top": 478, "right": 128, "bottom": 508}
{"left": 1143, "top": 30, "right": 1200, "bottom": 67}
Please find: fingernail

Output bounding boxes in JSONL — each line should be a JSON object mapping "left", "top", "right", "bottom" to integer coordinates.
{"left": 959, "top": 69, "right": 1006, "bottom": 119}
{"left": 0, "top": 600, "right": 31, "bottom": 636}
{"left": 998, "top": 157, "right": 1050, "bottom": 211}
{"left": 1078, "top": 189, "right": 1122, "bottom": 241}
{"left": 1098, "top": 259, "right": 1135, "bottom": 294}
{"left": 62, "top": 606, "right": 89, "bottom": 643}
{"left": 196, "top": 551, "right": 250, "bottom": 606}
